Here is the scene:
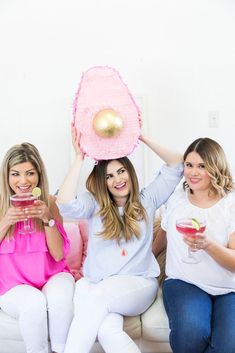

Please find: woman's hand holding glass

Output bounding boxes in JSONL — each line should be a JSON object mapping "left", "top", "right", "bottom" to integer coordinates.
{"left": 183, "top": 230, "right": 209, "bottom": 252}
{"left": 23, "top": 199, "right": 51, "bottom": 224}
{"left": 4, "top": 206, "right": 28, "bottom": 227}
{"left": 176, "top": 217, "right": 207, "bottom": 264}
{"left": 9, "top": 194, "right": 51, "bottom": 233}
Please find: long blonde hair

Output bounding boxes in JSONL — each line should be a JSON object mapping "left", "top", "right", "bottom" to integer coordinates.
{"left": 0, "top": 142, "right": 49, "bottom": 234}
{"left": 183, "top": 138, "right": 234, "bottom": 196}
{"left": 86, "top": 157, "right": 146, "bottom": 242}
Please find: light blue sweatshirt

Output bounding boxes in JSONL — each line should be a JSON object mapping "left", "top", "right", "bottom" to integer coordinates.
{"left": 57, "top": 164, "right": 183, "bottom": 283}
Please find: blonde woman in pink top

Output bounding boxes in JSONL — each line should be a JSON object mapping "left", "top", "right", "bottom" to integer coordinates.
{"left": 0, "top": 143, "right": 75, "bottom": 353}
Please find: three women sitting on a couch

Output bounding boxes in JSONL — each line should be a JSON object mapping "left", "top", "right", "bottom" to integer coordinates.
{"left": 1, "top": 135, "right": 235, "bottom": 353}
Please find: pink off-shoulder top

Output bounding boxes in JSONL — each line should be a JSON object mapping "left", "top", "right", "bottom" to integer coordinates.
{"left": 0, "top": 221, "right": 70, "bottom": 295}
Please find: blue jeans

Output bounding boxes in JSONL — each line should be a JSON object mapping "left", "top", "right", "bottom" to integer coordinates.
{"left": 163, "top": 279, "right": 235, "bottom": 353}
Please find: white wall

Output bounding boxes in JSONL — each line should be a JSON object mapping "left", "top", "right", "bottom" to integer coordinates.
{"left": 0, "top": 0, "right": 235, "bottom": 192}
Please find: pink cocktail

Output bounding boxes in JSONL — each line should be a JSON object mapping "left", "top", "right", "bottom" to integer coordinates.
{"left": 176, "top": 222, "right": 206, "bottom": 236}
{"left": 10, "top": 193, "right": 37, "bottom": 233}
{"left": 176, "top": 218, "right": 206, "bottom": 264}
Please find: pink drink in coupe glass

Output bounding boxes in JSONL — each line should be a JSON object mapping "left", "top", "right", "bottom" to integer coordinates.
{"left": 176, "top": 218, "right": 206, "bottom": 264}
{"left": 10, "top": 193, "right": 37, "bottom": 233}
{"left": 176, "top": 220, "right": 206, "bottom": 236}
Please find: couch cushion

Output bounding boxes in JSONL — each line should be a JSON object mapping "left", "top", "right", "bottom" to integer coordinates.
{"left": 0, "top": 310, "right": 22, "bottom": 341}
{"left": 0, "top": 309, "right": 141, "bottom": 343}
{"left": 0, "top": 310, "right": 26, "bottom": 353}
{"left": 141, "top": 289, "right": 170, "bottom": 342}
{"left": 123, "top": 315, "right": 141, "bottom": 339}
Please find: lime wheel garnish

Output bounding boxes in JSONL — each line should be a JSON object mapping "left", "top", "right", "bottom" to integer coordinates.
{"left": 191, "top": 218, "right": 200, "bottom": 231}
{"left": 32, "top": 187, "right": 42, "bottom": 198}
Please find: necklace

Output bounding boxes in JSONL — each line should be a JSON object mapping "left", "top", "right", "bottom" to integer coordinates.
{"left": 119, "top": 236, "right": 128, "bottom": 256}
{"left": 121, "top": 248, "right": 128, "bottom": 256}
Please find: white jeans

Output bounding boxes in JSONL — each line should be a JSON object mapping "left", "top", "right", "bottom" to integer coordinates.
{"left": 0, "top": 272, "right": 75, "bottom": 353}
{"left": 64, "top": 275, "right": 158, "bottom": 353}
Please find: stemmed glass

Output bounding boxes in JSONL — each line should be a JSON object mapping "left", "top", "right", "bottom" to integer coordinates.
{"left": 176, "top": 217, "right": 206, "bottom": 264}
{"left": 10, "top": 193, "right": 38, "bottom": 234}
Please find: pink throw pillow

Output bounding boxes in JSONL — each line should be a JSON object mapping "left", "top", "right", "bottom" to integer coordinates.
{"left": 64, "top": 221, "right": 88, "bottom": 281}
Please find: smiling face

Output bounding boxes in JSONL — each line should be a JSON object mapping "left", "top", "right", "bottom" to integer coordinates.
{"left": 184, "top": 151, "right": 212, "bottom": 193}
{"left": 9, "top": 161, "right": 39, "bottom": 195}
{"left": 106, "top": 159, "right": 131, "bottom": 206}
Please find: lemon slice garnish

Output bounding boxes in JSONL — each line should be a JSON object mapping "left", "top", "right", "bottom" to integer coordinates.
{"left": 192, "top": 218, "right": 200, "bottom": 231}
{"left": 32, "top": 187, "right": 42, "bottom": 198}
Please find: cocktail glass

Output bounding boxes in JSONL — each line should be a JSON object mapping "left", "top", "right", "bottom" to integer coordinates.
{"left": 10, "top": 193, "right": 37, "bottom": 234}
{"left": 176, "top": 218, "right": 206, "bottom": 264}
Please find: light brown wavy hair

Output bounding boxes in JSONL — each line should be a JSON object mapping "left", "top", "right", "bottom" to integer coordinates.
{"left": 86, "top": 157, "right": 146, "bottom": 242}
{"left": 0, "top": 142, "right": 50, "bottom": 235}
{"left": 183, "top": 137, "right": 234, "bottom": 196}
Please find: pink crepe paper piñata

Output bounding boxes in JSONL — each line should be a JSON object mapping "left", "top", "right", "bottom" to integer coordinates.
{"left": 73, "top": 66, "right": 141, "bottom": 161}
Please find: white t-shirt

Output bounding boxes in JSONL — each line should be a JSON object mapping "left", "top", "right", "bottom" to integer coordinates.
{"left": 162, "top": 188, "right": 235, "bottom": 295}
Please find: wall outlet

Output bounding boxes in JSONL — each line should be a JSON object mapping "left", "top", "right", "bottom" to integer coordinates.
{"left": 208, "top": 111, "right": 219, "bottom": 128}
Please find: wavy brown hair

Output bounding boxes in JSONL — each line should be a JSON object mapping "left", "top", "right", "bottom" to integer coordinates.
{"left": 86, "top": 157, "right": 146, "bottom": 242}
{"left": 183, "top": 138, "right": 234, "bottom": 196}
{"left": 0, "top": 142, "right": 50, "bottom": 235}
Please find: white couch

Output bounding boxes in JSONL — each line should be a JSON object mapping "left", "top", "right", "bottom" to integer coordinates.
{"left": 0, "top": 220, "right": 171, "bottom": 353}
{"left": 0, "top": 289, "right": 171, "bottom": 353}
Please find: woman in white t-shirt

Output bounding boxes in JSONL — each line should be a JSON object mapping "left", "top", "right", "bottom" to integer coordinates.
{"left": 161, "top": 137, "right": 235, "bottom": 353}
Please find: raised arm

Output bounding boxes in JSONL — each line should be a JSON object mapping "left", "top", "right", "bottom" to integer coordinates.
{"left": 57, "top": 124, "right": 84, "bottom": 204}
{"left": 140, "top": 135, "right": 182, "bottom": 166}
